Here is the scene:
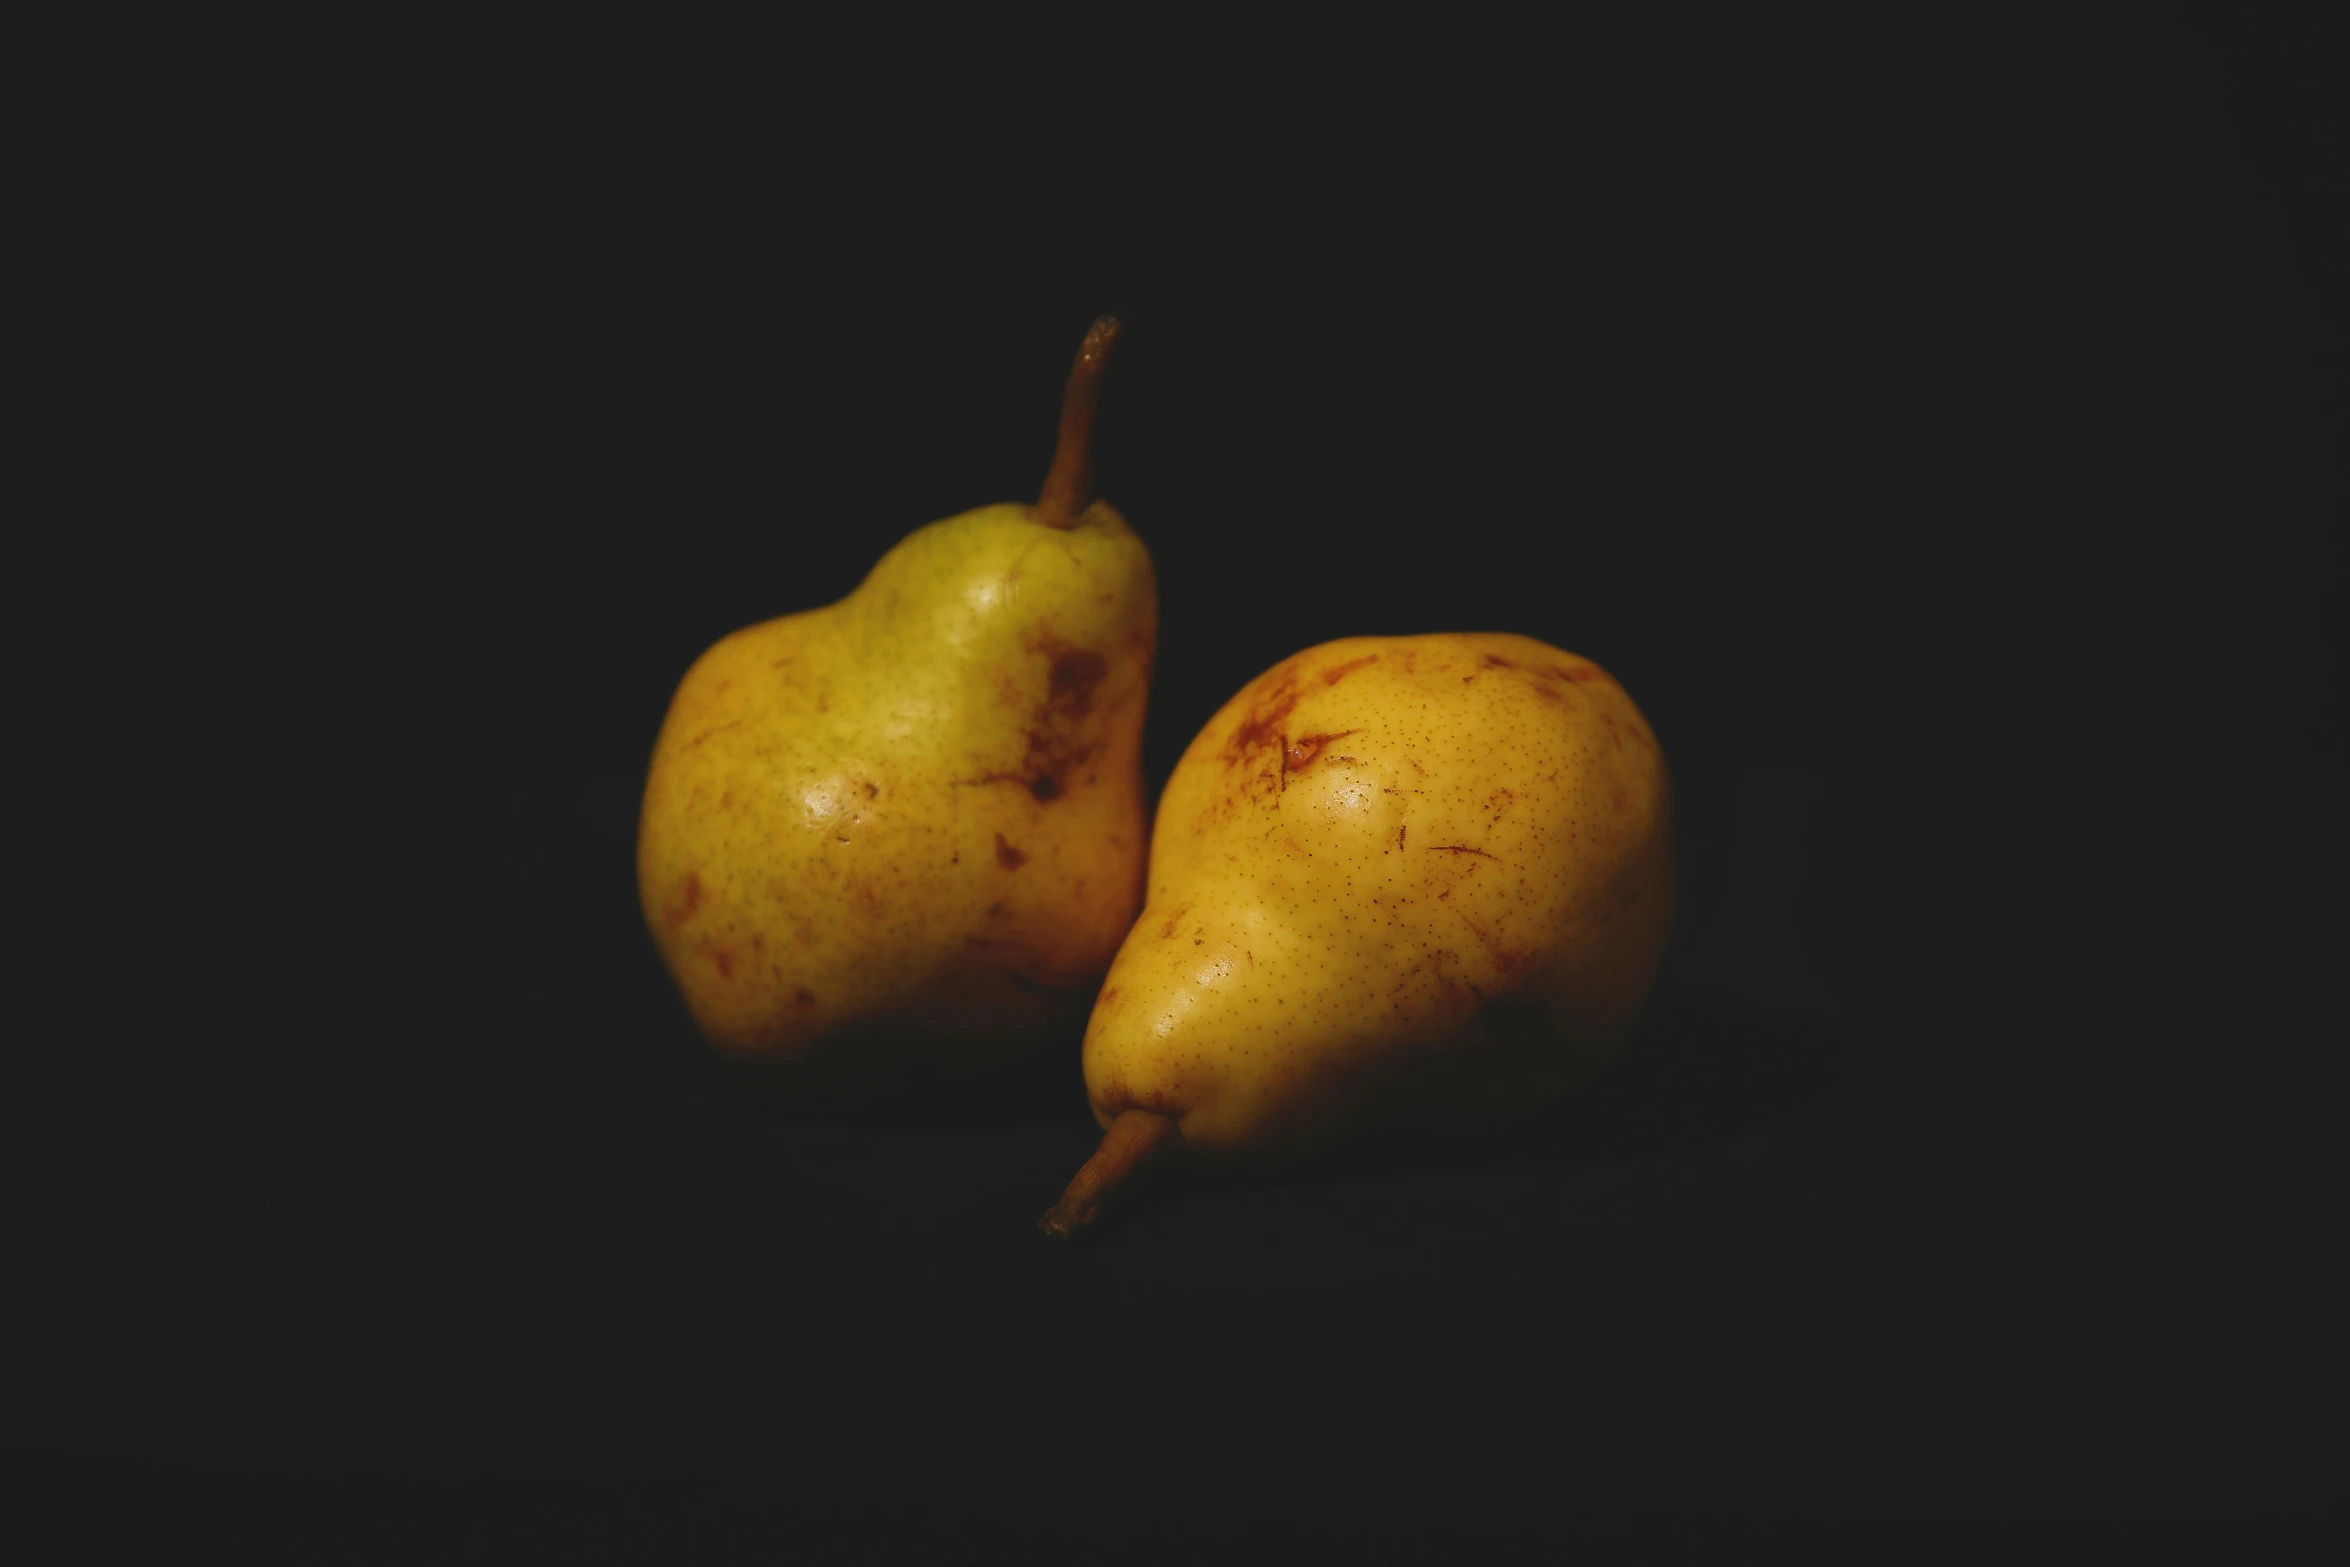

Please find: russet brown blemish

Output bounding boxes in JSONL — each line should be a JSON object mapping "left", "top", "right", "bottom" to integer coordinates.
{"left": 699, "top": 941, "right": 736, "bottom": 978}
{"left": 1320, "top": 654, "right": 1379, "bottom": 686}
{"left": 683, "top": 719, "right": 743, "bottom": 752}
{"left": 968, "top": 630, "right": 1111, "bottom": 801}
{"left": 793, "top": 986, "right": 816, "bottom": 1007}
{"left": 994, "top": 832, "right": 1028, "bottom": 870}
{"left": 1049, "top": 647, "right": 1108, "bottom": 711}
{"left": 1481, "top": 654, "right": 1517, "bottom": 670}
{"left": 1225, "top": 678, "right": 1302, "bottom": 762}
{"left": 666, "top": 874, "right": 704, "bottom": 929}
{"left": 1426, "top": 845, "right": 1501, "bottom": 861}
{"left": 1282, "top": 729, "right": 1360, "bottom": 773}
{"left": 1398, "top": 824, "right": 1407, "bottom": 849}
{"left": 1027, "top": 630, "right": 1110, "bottom": 729}
{"left": 973, "top": 759, "right": 1077, "bottom": 799}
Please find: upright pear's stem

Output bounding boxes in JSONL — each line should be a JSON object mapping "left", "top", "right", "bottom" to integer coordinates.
{"left": 1034, "top": 314, "right": 1122, "bottom": 529}
{"left": 1039, "top": 1107, "right": 1174, "bottom": 1241}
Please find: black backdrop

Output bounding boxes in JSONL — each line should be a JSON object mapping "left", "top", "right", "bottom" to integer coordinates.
{"left": 19, "top": 3, "right": 2348, "bottom": 1558}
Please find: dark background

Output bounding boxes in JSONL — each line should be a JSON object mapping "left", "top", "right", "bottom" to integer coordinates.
{"left": 18, "top": 2, "right": 2347, "bottom": 1558}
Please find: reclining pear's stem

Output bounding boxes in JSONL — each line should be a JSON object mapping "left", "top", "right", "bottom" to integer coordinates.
{"left": 1039, "top": 1107, "right": 1173, "bottom": 1240}
{"left": 1035, "top": 314, "right": 1122, "bottom": 529}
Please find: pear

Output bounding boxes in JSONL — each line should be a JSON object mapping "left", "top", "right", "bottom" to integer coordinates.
{"left": 1039, "top": 632, "right": 1673, "bottom": 1237}
{"left": 638, "top": 317, "right": 1156, "bottom": 1105}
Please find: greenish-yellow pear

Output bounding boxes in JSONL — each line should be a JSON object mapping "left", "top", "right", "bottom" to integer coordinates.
{"left": 639, "top": 318, "right": 1156, "bottom": 1106}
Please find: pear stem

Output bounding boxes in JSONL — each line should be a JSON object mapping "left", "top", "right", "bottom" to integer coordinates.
{"left": 1034, "top": 314, "right": 1122, "bottom": 530}
{"left": 1038, "top": 1107, "right": 1174, "bottom": 1241}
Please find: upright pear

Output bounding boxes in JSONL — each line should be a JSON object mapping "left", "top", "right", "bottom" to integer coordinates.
{"left": 1041, "top": 632, "right": 1673, "bottom": 1236}
{"left": 639, "top": 318, "right": 1156, "bottom": 1105}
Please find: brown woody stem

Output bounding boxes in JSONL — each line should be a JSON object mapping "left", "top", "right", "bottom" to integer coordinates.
{"left": 1038, "top": 1107, "right": 1174, "bottom": 1241}
{"left": 1034, "top": 314, "right": 1122, "bottom": 529}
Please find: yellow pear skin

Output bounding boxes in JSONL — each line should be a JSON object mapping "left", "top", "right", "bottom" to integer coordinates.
{"left": 1041, "top": 632, "right": 1672, "bottom": 1235}
{"left": 638, "top": 319, "right": 1156, "bottom": 1104}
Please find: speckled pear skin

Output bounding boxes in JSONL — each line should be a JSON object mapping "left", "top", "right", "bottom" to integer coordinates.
{"left": 637, "top": 499, "right": 1156, "bottom": 1104}
{"left": 1081, "top": 632, "right": 1672, "bottom": 1158}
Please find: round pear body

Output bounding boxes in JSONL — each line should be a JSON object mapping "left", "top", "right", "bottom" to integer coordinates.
{"left": 1081, "top": 632, "right": 1672, "bottom": 1157}
{"left": 638, "top": 500, "right": 1156, "bottom": 1101}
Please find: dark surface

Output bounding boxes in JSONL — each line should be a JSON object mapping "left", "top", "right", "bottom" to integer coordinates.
{"left": 20, "top": 3, "right": 2346, "bottom": 1558}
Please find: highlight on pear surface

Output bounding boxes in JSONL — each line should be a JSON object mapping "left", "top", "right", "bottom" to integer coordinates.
{"left": 1040, "top": 632, "right": 1676, "bottom": 1240}
{"left": 636, "top": 316, "right": 1158, "bottom": 1107}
